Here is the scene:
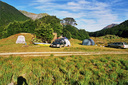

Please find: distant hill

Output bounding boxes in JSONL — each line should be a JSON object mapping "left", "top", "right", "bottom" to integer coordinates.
{"left": 103, "top": 24, "right": 118, "bottom": 29}
{"left": 0, "top": 1, "right": 29, "bottom": 27}
{"left": 20, "top": 10, "right": 48, "bottom": 20}
{"left": 89, "top": 20, "right": 128, "bottom": 38}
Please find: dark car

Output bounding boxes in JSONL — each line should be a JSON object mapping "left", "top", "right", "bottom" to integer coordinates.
{"left": 108, "top": 42, "right": 128, "bottom": 49}
{"left": 51, "top": 38, "right": 66, "bottom": 48}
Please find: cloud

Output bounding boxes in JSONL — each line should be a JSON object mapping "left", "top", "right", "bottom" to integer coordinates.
{"left": 29, "top": 0, "right": 125, "bottom": 31}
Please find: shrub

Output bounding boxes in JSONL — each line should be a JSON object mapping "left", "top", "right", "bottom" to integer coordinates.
{"left": 50, "top": 54, "right": 54, "bottom": 57}
{"left": 110, "top": 72, "right": 118, "bottom": 80}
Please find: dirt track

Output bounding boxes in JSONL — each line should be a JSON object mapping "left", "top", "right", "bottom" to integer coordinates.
{"left": 0, "top": 51, "right": 128, "bottom": 57}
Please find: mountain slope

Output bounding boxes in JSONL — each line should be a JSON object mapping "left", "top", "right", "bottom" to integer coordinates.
{"left": 103, "top": 24, "right": 118, "bottom": 29}
{"left": 20, "top": 10, "right": 48, "bottom": 20}
{"left": 89, "top": 20, "right": 128, "bottom": 38}
{"left": 0, "top": 1, "right": 30, "bottom": 27}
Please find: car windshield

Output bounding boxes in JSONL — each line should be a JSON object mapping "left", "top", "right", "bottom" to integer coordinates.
{"left": 124, "top": 42, "right": 128, "bottom": 45}
{"left": 53, "top": 38, "right": 65, "bottom": 44}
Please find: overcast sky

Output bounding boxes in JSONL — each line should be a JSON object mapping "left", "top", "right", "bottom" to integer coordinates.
{"left": 2, "top": 0, "right": 128, "bottom": 32}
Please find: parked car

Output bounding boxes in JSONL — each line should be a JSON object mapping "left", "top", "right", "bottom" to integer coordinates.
{"left": 50, "top": 38, "right": 66, "bottom": 48}
{"left": 51, "top": 38, "right": 71, "bottom": 48}
{"left": 108, "top": 42, "right": 128, "bottom": 49}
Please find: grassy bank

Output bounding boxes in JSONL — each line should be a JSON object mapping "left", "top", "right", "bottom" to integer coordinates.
{"left": 0, "top": 54, "right": 128, "bottom": 85}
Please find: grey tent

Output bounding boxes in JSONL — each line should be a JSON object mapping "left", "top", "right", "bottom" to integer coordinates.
{"left": 82, "top": 39, "right": 95, "bottom": 45}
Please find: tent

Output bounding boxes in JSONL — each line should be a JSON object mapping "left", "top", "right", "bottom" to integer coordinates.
{"left": 82, "top": 39, "right": 95, "bottom": 45}
{"left": 16, "top": 35, "right": 26, "bottom": 44}
{"left": 64, "top": 38, "right": 71, "bottom": 47}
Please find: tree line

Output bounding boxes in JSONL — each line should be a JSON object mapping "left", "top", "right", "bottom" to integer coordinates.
{"left": 1, "top": 16, "right": 89, "bottom": 42}
{"left": 89, "top": 20, "right": 128, "bottom": 38}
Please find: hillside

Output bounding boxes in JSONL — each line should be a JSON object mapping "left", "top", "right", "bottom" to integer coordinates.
{"left": 89, "top": 20, "right": 128, "bottom": 38}
{"left": 0, "top": 1, "right": 29, "bottom": 28}
{"left": 20, "top": 10, "right": 48, "bottom": 20}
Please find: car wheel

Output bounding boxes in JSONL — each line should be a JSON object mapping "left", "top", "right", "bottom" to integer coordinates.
{"left": 118, "top": 46, "right": 122, "bottom": 49}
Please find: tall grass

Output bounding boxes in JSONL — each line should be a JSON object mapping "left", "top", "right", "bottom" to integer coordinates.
{"left": 0, "top": 54, "right": 128, "bottom": 85}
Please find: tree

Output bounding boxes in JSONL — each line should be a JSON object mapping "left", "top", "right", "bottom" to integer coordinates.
{"left": 63, "top": 29, "right": 71, "bottom": 39}
{"left": 63, "top": 25, "right": 89, "bottom": 40}
{"left": 35, "top": 23, "right": 54, "bottom": 43}
{"left": 78, "top": 29, "right": 89, "bottom": 40}
{"left": 39, "top": 16, "right": 63, "bottom": 37}
{"left": 61, "top": 17, "right": 77, "bottom": 26}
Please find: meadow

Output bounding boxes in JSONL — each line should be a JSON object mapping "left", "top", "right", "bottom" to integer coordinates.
{"left": 0, "top": 33, "right": 128, "bottom": 85}
{"left": 0, "top": 54, "right": 128, "bottom": 85}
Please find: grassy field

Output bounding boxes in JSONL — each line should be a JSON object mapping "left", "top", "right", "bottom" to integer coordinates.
{"left": 0, "top": 54, "right": 128, "bottom": 85}
{"left": 0, "top": 33, "right": 128, "bottom": 85}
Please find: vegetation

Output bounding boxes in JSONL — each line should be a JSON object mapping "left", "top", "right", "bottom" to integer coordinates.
{"left": 91, "top": 35, "right": 128, "bottom": 46}
{"left": 61, "top": 17, "right": 77, "bottom": 26}
{"left": 35, "top": 23, "right": 54, "bottom": 43}
{"left": 1, "top": 14, "right": 89, "bottom": 41}
{"left": 0, "top": 54, "right": 128, "bottom": 85}
{"left": 2, "top": 19, "right": 36, "bottom": 38}
{"left": 37, "top": 16, "right": 63, "bottom": 37}
{"left": 0, "top": 1, "right": 29, "bottom": 34}
{"left": 63, "top": 25, "right": 89, "bottom": 40}
{"left": 89, "top": 20, "right": 128, "bottom": 38}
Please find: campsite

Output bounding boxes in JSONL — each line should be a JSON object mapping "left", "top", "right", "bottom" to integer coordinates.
{"left": 0, "top": 1, "right": 128, "bottom": 85}
{"left": 0, "top": 33, "right": 128, "bottom": 53}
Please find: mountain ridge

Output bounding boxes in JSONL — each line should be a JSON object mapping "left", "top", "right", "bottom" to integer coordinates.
{"left": 19, "top": 10, "right": 49, "bottom": 20}
{"left": 103, "top": 24, "right": 118, "bottom": 29}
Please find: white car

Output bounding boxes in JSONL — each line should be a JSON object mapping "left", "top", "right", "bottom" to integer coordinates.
{"left": 108, "top": 42, "right": 128, "bottom": 49}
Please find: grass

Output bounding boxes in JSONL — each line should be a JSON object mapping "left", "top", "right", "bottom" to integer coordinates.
{"left": 0, "top": 33, "right": 128, "bottom": 85}
{"left": 0, "top": 54, "right": 128, "bottom": 85}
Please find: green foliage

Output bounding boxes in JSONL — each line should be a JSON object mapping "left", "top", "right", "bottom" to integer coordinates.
{"left": 38, "top": 16, "right": 63, "bottom": 37}
{"left": 63, "top": 25, "right": 89, "bottom": 40}
{"left": 89, "top": 20, "right": 128, "bottom": 38}
{"left": 0, "top": 1, "right": 29, "bottom": 32}
{"left": 61, "top": 17, "right": 77, "bottom": 26}
{"left": 35, "top": 23, "right": 54, "bottom": 43}
{"left": 0, "top": 55, "right": 128, "bottom": 85}
{"left": 63, "top": 29, "right": 71, "bottom": 39}
{"left": 2, "top": 19, "right": 36, "bottom": 38}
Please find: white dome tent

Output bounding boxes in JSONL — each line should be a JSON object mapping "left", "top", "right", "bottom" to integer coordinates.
{"left": 64, "top": 38, "right": 71, "bottom": 47}
{"left": 16, "top": 35, "right": 26, "bottom": 44}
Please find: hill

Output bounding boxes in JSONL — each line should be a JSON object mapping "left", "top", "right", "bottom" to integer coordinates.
{"left": 20, "top": 10, "right": 48, "bottom": 20}
{"left": 89, "top": 20, "right": 128, "bottom": 38}
{"left": 0, "top": 1, "right": 29, "bottom": 28}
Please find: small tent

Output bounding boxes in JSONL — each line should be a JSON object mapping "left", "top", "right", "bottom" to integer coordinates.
{"left": 64, "top": 38, "right": 71, "bottom": 47}
{"left": 16, "top": 35, "right": 26, "bottom": 44}
{"left": 82, "top": 39, "right": 95, "bottom": 45}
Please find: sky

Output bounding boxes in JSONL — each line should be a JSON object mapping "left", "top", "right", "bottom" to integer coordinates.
{"left": 1, "top": 0, "right": 128, "bottom": 32}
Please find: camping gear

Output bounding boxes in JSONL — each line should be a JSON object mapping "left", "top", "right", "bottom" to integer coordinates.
{"left": 51, "top": 38, "right": 71, "bottom": 48}
{"left": 82, "top": 39, "right": 95, "bottom": 45}
{"left": 33, "top": 42, "right": 51, "bottom": 46}
{"left": 16, "top": 35, "right": 26, "bottom": 44}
